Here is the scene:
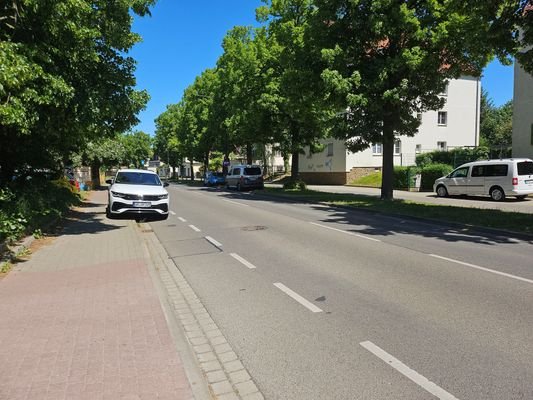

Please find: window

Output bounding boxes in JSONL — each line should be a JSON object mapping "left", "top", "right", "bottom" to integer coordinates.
{"left": 450, "top": 167, "right": 469, "bottom": 178}
{"left": 415, "top": 144, "right": 422, "bottom": 154}
{"left": 306, "top": 149, "right": 313, "bottom": 159}
{"left": 372, "top": 143, "right": 382, "bottom": 155}
{"left": 471, "top": 166, "right": 484, "bottom": 177}
{"left": 416, "top": 113, "right": 423, "bottom": 122}
{"left": 517, "top": 161, "right": 533, "bottom": 176}
{"left": 438, "top": 111, "right": 447, "bottom": 126}
{"left": 394, "top": 140, "right": 401, "bottom": 155}
{"left": 486, "top": 165, "right": 508, "bottom": 177}
{"left": 437, "top": 141, "right": 447, "bottom": 151}
{"left": 326, "top": 143, "right": 334, "bottom": 156}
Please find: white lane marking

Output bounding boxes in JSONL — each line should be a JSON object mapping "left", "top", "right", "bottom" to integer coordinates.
{"left": 223, "top": 199, "right": 249, "bottom": 207}
{"left": 178, "top": 217, "right": 187, "bottom": 222}
{"left": 273, "top": 283, "right": 323, "bottom": 313}
{"left": 429, "top": 254, "right": 533, "bottom": 285}
{"left": 170, "top": 211, "right": 176, "bottom": 215}
{"left": 310, "top": 222, "right": 381, "bottom": 242}
{"left": 230, "top": 253, "right": 257, "bottom": 269}
{"left": 189, "top": 224, "right": 201, "bottom": 232}
{"left": 205, "top": 236, "right": 222, "bottom": 248}
{"left": 360, "top": 341, "right": 460, "bottom": 400}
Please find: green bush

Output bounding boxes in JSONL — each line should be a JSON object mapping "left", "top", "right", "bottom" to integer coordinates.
{"left": 393, "top": 166, "right": 420, "bottom": 190}
{"left": 420, "top": 164, "right": 453, "bottom": 191}
{"left": 0, "top": 177, "right": 80, "bottom": 244}
{"left": 416, "top": 147, "right": 490, "bottom": 168}
{"left": 283, "top": 179, "right": 307, "bottom": 191}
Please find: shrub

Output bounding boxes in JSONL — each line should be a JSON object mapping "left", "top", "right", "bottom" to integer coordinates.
{"left": 420, "top": 164, "right": 453, "bottom": 191}
{"left": 416, "top": 147, "right": 490, "bottom": 168}
{"left": 283, "top": 179, "right": 307, "bottom": 191}
{"left": 0, "top": 177, "right": 80, "bottom": 244}
{"left": 393, "top": 166, "right": 420, "bottom": 190}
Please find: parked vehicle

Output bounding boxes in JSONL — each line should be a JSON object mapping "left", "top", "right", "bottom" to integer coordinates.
{"left": 204, "top": 171, "right": 226, "bottom": 187}
{"left": 225, "top": 165, "right": 264, "bottom": 191}
{"left": 433, "top": 158, "right": 533, "bottom": 201}
{"left": 106, "top": 169, "right": 170, "bottom": 219}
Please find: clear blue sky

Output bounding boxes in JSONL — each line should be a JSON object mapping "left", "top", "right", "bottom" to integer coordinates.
{"left": 130, "top": 0, "right": 515, "bottom": 136}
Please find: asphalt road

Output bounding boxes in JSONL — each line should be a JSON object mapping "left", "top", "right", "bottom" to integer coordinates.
{"left": 151, "top": 184, "right": 533, "bottom": 400}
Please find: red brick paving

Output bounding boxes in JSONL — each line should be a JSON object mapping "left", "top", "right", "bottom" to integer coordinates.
{"left": 0, "top": 191, "right": 194, "bottom": 400}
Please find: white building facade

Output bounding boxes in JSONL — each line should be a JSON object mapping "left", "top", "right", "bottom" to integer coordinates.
{"left": 512, "top": 63, "right": 533, "bottom": 159}
{"left": 299, "top": 76, "right": 481, "bottom": 184}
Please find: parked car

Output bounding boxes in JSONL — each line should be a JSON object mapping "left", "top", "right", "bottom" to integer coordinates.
{"left": 204, "top": 171, "right": 226, "bottom": 187}
{"left": 225, "top": 165, "right": 264, "bottom": 191}
{"left": 433, "top": 158, "right": 533, "bottom": 201}
{"left": 106, "top": 169, "right": 170, "bottom": 219}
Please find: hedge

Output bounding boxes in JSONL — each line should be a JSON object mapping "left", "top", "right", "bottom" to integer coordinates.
{"left": 420, "top": 163, "right": 453, "bottom": 191}
{"left": 416, "top": 147, "right": 490, "bottom": 168}
{"left": 393, "top": 166, "right": 420, "bottom": 190}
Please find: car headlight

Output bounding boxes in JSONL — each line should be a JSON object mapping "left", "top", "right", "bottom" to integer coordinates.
{"left": 111, "top": 191, "right": 126, "bottom": 198}
{"left": 156, "top": 193, "right": 168, "bottom": 200}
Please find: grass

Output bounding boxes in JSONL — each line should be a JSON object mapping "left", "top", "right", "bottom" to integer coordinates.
{"left": 262, "top": 187, "right": 533, "bottom": 235}
{"left": 348, "top": 171, "right": 382, "bottom": 187}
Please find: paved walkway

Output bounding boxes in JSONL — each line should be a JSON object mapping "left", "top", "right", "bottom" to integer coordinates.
{"left": 0, "top": 191, "right": 196, "bottom": 400}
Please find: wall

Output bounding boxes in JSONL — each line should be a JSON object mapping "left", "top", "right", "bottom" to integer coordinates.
{"left": 512, "top": 63, "right": 533, "bottom": 159}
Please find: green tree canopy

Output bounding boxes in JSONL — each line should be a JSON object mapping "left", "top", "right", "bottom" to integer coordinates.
{"left": 122, "top": 131, "right": 152, "bottom": 168}
{"left": 0, "top": 0, "right": 153, "bottom": 183}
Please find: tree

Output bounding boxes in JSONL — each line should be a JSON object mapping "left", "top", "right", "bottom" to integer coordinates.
{"left": 122, "top": 131, "right": 152, "bottom": 168}
{"left": 257, "top": 1, "right": 331, "bottom": 180}
{"left": 480, "top": 89, "right": 513, "bottom": 151}
{"left": 0, "top": 0, "right": 153, "bottom": 183}
{"left": 154, "top": 104, "right": 183, "bottom": 178}
{"left": 309, "top": 0, "right": 533, "bottom": 200}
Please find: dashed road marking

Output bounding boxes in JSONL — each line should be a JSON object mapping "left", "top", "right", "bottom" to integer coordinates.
{"left": 205, "top": 236, "right": 222, "bottom": 248}
{"left": 310, "top": 222, "right": 381, "bottom": 242}
{"left": 429, "top": 254, "right": 533, "bottom": 284}
{"left": 273, "top": 283, "right": 323, "bottom": 313}
{"left": 230, "top": 253, "right": 257, "bottom": 269}
{"left": 170, "top": 211, "right": 176, "bottom": 215}
{"left": 178, "top": 217, "right": 187, "bottom": 222}
{"left": 360, "top": 341, "right": 460, "bottom": 400}
{"left": 223, "top": 199, "right": 249, "bottom": 207}
{"left": 189, "top": 224, "right": 201, "bottom": 232}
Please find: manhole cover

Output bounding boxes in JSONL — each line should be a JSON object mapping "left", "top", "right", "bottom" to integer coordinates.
{"left": 141, "top": 229, "right": 153, "bottom": 233}
{"left": 241, "top": 226, "right": 267, "bottom": 231}
{"left": 167, "top": 224, "right": 177, "bottom": 227}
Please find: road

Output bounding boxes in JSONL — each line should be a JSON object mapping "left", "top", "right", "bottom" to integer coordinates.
{"left": 268, "top": 184, "right": 533, "bottom": 214}
{"left": 150, "top": 184, "right": 533, "bottom": 400}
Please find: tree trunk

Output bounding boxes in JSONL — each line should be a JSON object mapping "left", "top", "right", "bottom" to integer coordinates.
{"left": 291, "top": 151, "right": 299, "bottom": 180}
{"left": 246, "top": 143, "right": 253, "bottom": 165}
{"left": 380, "top": 117, "right": 395, "bottom": 200}
{"left": 172, "top": 166, "right": 176, "bottom": 180}
{"left": 91, "top": 162, "right": 101, "bottom": 189}
{"left": 189, "top": 158, "right": 194, "bottom": 181}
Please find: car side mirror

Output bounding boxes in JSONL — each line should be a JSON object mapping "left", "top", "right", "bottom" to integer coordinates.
{"left": 163, "top": 182, "right": 169, "bottom": 187}
{"left": 105, "top": 179, "right": 113, "bottom": 184}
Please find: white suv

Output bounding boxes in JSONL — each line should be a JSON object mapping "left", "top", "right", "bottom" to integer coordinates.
{"left": 106, "top": 169, "right": 170, "bottom": 219}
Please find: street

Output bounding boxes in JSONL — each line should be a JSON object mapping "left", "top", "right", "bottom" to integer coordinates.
{"left": 148, "top": 184, "right": 533, "bottom": 400}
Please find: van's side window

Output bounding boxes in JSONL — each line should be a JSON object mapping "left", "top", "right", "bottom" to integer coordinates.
{"left": 450, "top": 167, "right": 469, "bottom": 178}
{"left": 485, "top": 165, "right": 508, "bottom": 177}
{"left": 472, "top": 166, "right": 484, "bottom": 177}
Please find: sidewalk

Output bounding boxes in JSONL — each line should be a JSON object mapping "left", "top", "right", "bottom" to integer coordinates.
{"left": 0, "top": 191, "right": 198, "bottom": 400}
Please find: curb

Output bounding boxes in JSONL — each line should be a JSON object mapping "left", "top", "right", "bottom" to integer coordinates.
{"left": 139, "top": 222, "right": 265, "bottom": 400}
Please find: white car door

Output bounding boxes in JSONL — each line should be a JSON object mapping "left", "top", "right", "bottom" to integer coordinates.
{"left": 467, "top": 165, "right": 485, "bottom": 196}
{"left": 447, "top": 166, "right": 469, "bottom": 195}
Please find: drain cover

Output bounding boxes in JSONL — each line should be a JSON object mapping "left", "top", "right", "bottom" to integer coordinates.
{"left": 141, "top": 229, "right": 153, "bottom": 233}
{"left": 241, "top": 226, "right": 267, "bottom": 231}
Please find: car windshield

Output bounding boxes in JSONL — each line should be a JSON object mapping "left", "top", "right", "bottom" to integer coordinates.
{"left": 213, "top": 172, "right": 224, "bottom": 178}
{"left": 244, "top": 167, "right": 261, "bottom": 175}
{"left": 115, "top": 172, "right": 161, "bottom": 186}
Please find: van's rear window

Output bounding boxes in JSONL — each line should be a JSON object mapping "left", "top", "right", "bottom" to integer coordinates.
{"left": 244, "top": 167, "right": 261, "bottom": 175}
{"left": 517, "top": 162, "right": 533, "bottom": 176}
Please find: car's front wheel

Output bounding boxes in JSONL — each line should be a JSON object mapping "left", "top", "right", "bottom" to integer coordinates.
{"left": 436, "top": 185, "right": 448, "bottom": 197}
{"left": 106, "top": 206, "right": 114, "bottom": 219}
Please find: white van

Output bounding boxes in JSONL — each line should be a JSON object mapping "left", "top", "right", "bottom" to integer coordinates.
{"left": 433, "top": 158, "right": 533, "bottom": 201}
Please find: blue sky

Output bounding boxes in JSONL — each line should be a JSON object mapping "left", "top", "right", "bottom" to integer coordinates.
{"left": 130, "top": 0, "right": 515, "bottom": 136}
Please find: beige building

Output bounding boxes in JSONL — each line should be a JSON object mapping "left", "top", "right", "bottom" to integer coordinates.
{"left": 512, "top": 63, "right": 533, "bottom": 159}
